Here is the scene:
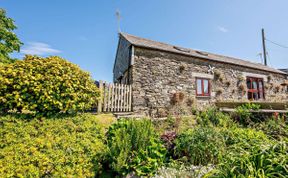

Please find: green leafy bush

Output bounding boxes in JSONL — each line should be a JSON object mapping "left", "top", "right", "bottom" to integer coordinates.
{"left": 0, "top": 8, "right": 23, "bottom": 64}
{"left": 205, "top": 128, "right": 278, "bottom": 177}
{"left": 209, "top": 142, "right": 288, "bottom": 177}
{"left": 0, "top": 114, "right": 108, "bottom": 177}
{"left": 174, "top": 127, "right": 225, "bottom": 165}
{"left": 253, "top": 118, "right": 288, "bottom": 141}
{"left": 0, "top": 55, "right": 100, "bottom": 116}
{"left": 234, "top": 103, "right": 261, "bottom": 126}
{"left": 106, "top": 119, "right": 166, "bottom": 176}
{"left": 196, "top": 107, "right": 234, "bottom": 127}
{"left": 220, "top": 127, "right": 270, "bottom": 150}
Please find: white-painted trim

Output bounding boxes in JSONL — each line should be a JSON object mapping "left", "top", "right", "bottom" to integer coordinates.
{"left": 242, "top": 72, "right": 268, "bottom": 82}
{"left": 192, "top": 72, "right": 214, "bottom": 79}
{"left": 131, "top": 46, "right": 135, "bottom": 65}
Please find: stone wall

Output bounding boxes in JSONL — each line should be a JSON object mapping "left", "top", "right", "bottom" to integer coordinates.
{"left": 131, "top": 47, "right": 288, "bottom": 116}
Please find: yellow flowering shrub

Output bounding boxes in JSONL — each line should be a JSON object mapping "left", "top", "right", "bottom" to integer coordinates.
{"left": 0, "top": 113, "right": 109, "bottom": 177}
{"left": 0, "top": 55, "right": 100, "bottom": 116}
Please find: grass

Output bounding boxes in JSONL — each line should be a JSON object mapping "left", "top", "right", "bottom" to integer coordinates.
{"left": 93, "top": 113, "right": 117, "bottom": 132}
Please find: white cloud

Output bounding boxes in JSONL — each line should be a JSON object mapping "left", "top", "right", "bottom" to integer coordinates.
{"left": 21, "top": 42, "right": 61, "bottom": 55}
{"left": 217, "top": 26, "right": 229, "bottom": 33}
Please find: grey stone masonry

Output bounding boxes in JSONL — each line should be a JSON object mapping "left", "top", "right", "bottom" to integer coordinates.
{"left": 131, "top": 47, "right": 288, "bottom": 116}
{"left": 113, "top": 33, "right": 288, "bottom": 117}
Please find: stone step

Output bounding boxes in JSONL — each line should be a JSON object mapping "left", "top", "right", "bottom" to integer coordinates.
{"left": 113, "top": 112, "right": 145, "bottom": 119}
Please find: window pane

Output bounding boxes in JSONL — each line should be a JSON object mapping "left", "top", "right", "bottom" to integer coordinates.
{"left": 247, "top": 80, "right": 251, "bottom": 89}
{"left": 197, "top": 79, "right": 202, "bottom": 95}
{"left": 248, "top": 92, "right": 253, "bottom": 100}
{"left": 252, "top": 81, "right": 258, "bottom": 89}
{"left": 259, "top": 81, "right": 263, "bottom": 89}
{"left": 253, "top": 92, "right": 258, "bottom": 100}
{"left": 203, "top": 80, "right": 209, "bottom": 94}
{"left": 259, "top": 91, "right": 263, "bottom": 99}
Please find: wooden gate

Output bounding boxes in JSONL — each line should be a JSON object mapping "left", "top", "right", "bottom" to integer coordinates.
{"left": 97, "top": 81, "right": 132, "bottom": 113}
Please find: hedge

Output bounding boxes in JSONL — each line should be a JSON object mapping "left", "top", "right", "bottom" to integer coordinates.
{"left": 0, "top": 114, "right": 110, "bottom": 177}
{"left": 0, "top": 55, "right": 100, "bottom": 116}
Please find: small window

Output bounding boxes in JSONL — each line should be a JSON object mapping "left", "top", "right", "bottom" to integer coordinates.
{"left": 196, "top": 78, "right": 211, "bottom": 96}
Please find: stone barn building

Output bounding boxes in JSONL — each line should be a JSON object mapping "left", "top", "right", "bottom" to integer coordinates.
{"left": 113, "top": 33, "right": 288, "bottom": 116}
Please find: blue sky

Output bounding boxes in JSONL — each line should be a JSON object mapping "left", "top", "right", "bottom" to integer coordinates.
{"left": 2, "top": 0, "right": 288, "bottom": 82}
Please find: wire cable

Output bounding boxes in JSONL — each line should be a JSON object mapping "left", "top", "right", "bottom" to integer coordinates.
{"left": 265, "top": 38, "right": 288, "bottom": 49}
{"left": 266, "top": 52, "right": 274, "bottom": 67}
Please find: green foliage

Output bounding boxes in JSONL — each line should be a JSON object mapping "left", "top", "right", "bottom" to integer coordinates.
{"left": 0, "top": 8, "right": 23, "bottom": 64}
{"left": 106, "top": 119, "right": 166, "bottom": 176}
{"left": 234, "top": 103, "right": 261, "bottom": 126}
{"left": 174, "top": 127, "right": 225, "bottom": 166}
{"left": 0, "top": 55, "right": 100, "bottom": 116}
{"left": 153, "top": 115, "right": 197, "bottom": 135}
{"left": 177, "top": 115, "right": 198, "bottom": 133}
{"left": 220, "top": 127, "right": 270, "bottom": 150}
{"left": 0, "top": 114, "right": 108, "bottom": 177}
{"left": 210, "top": 142, "right": 288, "bottom": 177}
{"left": 196, "top": 107, "right": 234, "bottom": 127}
{"left": 206, "top": 127, "right": 282, "bottom": 177}
{"left": 216, "top": 101, "right": 287, "bottom": 110}
{"left": 253, "top": 118, "right": 288, "bottom": 141}
{"left": 153, "top": 105, "right": 287, "bottom": 177}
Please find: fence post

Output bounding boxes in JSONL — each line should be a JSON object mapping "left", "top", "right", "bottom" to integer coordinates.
{"left": 97, "top": 80, "right": 103, "bottom": 113}
{"left": 120, "top": 84, "right": 124, "bottom": 112}
{"left": 117, "top": 83, "right": 120, "bottom": 111}
{"left": 128, "top": 85, "right": 132, "bottom": 111}
{"left": 124, "top": 85, "right": 127, "bottom": 112}
{"left": 111, "top": 84, "right": 115, "bottom": 112}
{"left": 107, "top": 84, "right": 111, "bottom": 112}
{"left": 103, "top": 82, "right": 107, "bottom": 112}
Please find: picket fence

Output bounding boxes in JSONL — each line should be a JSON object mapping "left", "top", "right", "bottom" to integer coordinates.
{"left": 97, "top": 81, "right": 132, "bottom": 113}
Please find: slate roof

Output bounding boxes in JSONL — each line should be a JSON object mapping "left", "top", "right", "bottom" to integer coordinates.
{"left": 279, "top": 69, "right": 288, "bottom": 74}
{"left": 120, "top": 33, "right": 286, "bottom": 75}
